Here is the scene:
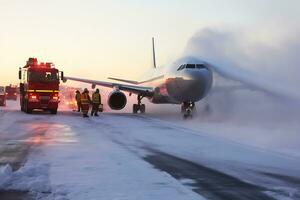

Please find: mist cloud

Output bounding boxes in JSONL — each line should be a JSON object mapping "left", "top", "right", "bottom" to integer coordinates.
{"left": 184, "top": 28, "right": 300, "bottom": 101}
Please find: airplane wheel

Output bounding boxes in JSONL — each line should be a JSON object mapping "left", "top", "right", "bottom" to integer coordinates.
{"left": 183, "top": 109, "right": 193, "bottom": 119}
{"left": 133, "top": 104, "right": 139, "bottom": 113}
{"left": 181, "top": 105, "right": 186, "bottom": 113}
{"left": 140, "top": 104, "right": 145, "bottom": 113}
{"left": 183, "top": 114, "right": 193, "bottom": 119}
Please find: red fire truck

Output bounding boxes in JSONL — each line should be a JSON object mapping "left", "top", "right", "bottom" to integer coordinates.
{"left": 19, "top": 58, "right": 64, "bottom": 114}
{"left": 0, "top": 86, "right": 6, "bottom": 106}
{"left": 5, "top": 85, "right": 18, "bottom": 100}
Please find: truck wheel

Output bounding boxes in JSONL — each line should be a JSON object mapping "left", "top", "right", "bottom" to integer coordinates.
{"left": 50, "top": 109, "right": 57, "bottom": 114}
{"left": 24, "top": 101, "right": 32, "bottom": 114}
{"left": 26, "top": 108, "right": 32, "bottom": 114}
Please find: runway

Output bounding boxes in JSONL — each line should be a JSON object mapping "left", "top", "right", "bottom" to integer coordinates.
{"left": 0, "top": 101, "right": 299, "bottom": 200}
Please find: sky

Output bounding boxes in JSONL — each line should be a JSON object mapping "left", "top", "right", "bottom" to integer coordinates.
{"left": 0, "top": 0, "right": 299, "bottom": 85}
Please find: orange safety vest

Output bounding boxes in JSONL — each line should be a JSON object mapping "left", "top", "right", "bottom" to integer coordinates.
{"left": 80, "top": 93, "right": 90, "bottom": 105}
{"left": 92, "top": 93, "right": 101, "bottom": 104}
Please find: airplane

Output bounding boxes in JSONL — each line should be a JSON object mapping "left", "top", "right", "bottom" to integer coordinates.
{"left": 64, "top": 38, "right": 213, "bottom": 118}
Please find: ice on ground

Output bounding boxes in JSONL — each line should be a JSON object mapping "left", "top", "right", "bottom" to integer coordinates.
{"left": 0, "top": 165, "right": 13, "bottom": 186}
{"left": 0, "top": 158, "right": 51, "bottom": 193}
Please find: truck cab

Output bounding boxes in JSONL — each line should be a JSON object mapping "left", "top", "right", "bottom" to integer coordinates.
{"left": 19, "top": 58, "right": 64, "bottom": 114}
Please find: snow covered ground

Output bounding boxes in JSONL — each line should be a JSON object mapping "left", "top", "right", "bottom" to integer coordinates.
{"left": 0, "top": 100, "right": 299, "bottom": 200}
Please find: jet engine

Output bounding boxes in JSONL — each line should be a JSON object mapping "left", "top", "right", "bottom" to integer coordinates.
{"left": 108, "top": 90, "right": 127, "bottom": 110}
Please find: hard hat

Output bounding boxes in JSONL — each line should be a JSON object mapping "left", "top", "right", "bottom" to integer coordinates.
{"left": 84, "top": 88, "right": 89, "bottom": 93}
{"left": 96, "top": 88, "right": 99, "bottom": 92}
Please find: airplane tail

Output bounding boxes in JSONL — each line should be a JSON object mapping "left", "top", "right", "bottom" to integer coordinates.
{"left": 152, "top": 37, "right": 157, "bottom": 68}
{"left": 107, "top": 38, "right": 158, "bottom": 84}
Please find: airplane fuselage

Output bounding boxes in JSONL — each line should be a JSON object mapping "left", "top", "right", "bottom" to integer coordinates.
{"left": 142, "top": 59, "right": 213, "bottom": 105}
{"left": 65, "top": 56, "right": 213, "bottom": 117}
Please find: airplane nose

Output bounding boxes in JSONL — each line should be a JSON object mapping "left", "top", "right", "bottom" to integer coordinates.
{"left": 185, "top": 69, "right": 212, "bottom": 97}
{"left": 167, "top": 68, "right": 212, "bottom": 102}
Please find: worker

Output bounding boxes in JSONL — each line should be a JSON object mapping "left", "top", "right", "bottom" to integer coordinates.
{"left": 80, "top": 88, "right": 91, "bottom": 118}
{"left": 75, "top": 90, "right": 81, "bottom": 112}
{"left": 91, "top": 88, "right": 101, "bottom": 116}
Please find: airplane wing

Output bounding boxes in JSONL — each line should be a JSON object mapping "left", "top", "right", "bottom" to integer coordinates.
{"left": 64, "top": 76, "right": 154, "bottom": 97}
{"left": 108, "top": 75, "right": 164, "bottom": 85}
{"left": 107, "top": 77, "right": 140, "bottom": 85}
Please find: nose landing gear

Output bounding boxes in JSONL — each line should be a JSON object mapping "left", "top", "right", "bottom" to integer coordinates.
{"left": 133, "top": 95, "right": 145, "bottom": 113}
{"left": 181, "top": 102, "right": 195, "bottom": 119}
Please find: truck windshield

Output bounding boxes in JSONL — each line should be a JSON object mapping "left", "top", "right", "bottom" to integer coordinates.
{"left": 29, "top": 71, "right": 58, "bottom": 82}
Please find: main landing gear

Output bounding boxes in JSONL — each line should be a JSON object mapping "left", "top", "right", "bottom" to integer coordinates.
{"left": 181, "top": 102, "right": 195, "bottom": 119}
{"left": 133, "top": 95, "right": 145, "bottom": 114}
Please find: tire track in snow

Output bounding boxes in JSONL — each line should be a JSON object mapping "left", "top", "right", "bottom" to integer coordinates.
{"left": 144, "top": 150, "right": 276, "bottom": 200}
{"left": 87, "top": 114, "right": 275, "bottom": 200}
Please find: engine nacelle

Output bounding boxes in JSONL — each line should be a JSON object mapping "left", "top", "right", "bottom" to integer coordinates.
{"left": 108, "top": 91, "right": 127, "bottom": 110}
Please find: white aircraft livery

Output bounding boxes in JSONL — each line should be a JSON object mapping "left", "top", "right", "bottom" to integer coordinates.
{"left": 65, "top": 38, "right": 213, "bottom": 118}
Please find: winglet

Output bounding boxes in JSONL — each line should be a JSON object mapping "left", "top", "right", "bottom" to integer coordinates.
{"left": 152, "top": 37, "right": 157, "bottom": 68}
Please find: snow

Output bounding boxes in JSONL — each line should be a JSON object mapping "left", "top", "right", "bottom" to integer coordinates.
{"left": 44, "top": 112, "right": 300, "bottom": 199}
{"left": 0, "top": 101, "right": 206, "bottom": 200}
{"left": 42, "top": 116, "right": 205, "bottom": 200}
{"left": 46, "top": 139, "right": 202, "bottom": 199}
{"left": 0, "top": 97, "right": 300, "bottom": 199}
{"left": 0, "top": 158, "right": 51, "bottom": 193}
{"left": 0, "top": 165, "right": 12, "bottom": 186}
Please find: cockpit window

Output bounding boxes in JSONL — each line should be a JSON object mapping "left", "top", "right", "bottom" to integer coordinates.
{"left": 177, "top": 64, "right": 206, "bottom": 71}
{"left": 186, "top": 64, "right": 195, "bottom": 69}
{"left": 196, "top": 64, "right": 205, "bottom": 69}
{"left": 177, "top": 65, "right": 185, "bottom": 71}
